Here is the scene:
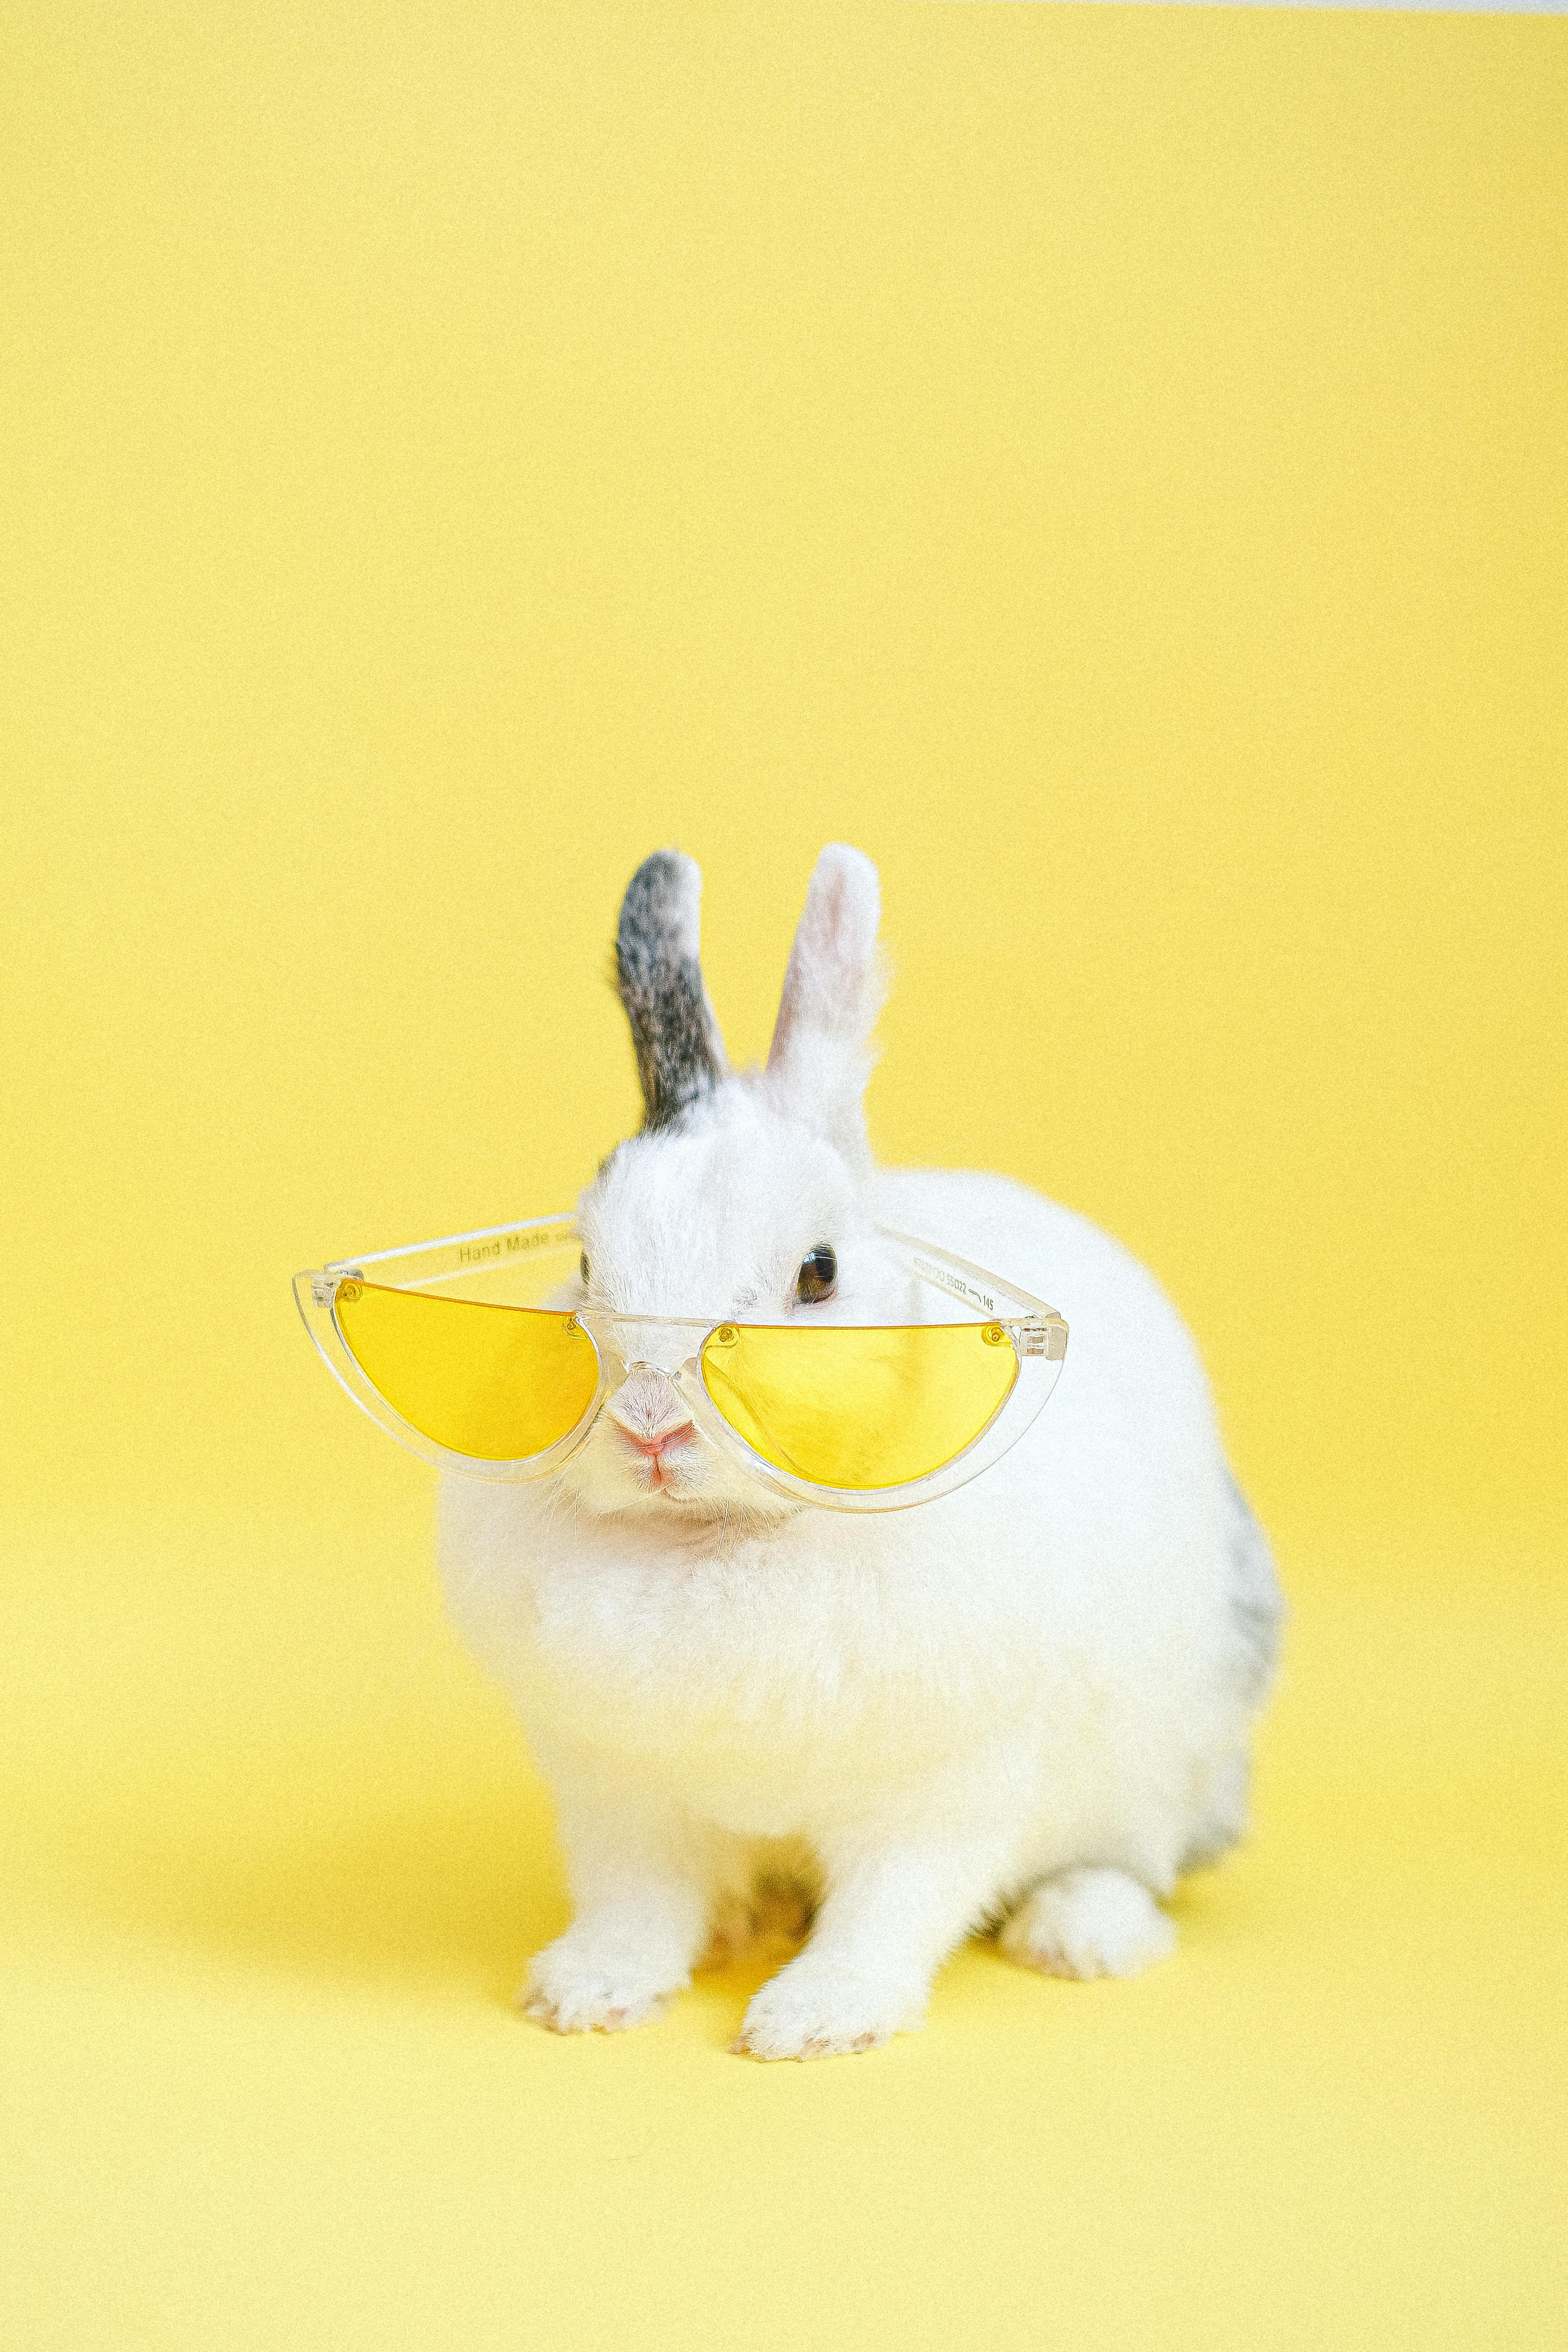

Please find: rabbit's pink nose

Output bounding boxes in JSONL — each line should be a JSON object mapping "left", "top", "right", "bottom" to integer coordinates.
{"left": 623, "top": 1423, "right": 695, "bottom": 1460}
{"left": 607, "top": 1366, "right": 693, "bottom": 1456}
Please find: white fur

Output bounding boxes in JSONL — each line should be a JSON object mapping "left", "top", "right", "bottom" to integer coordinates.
{"left": 439, "top": 847, "right": 1280, "bottom": 2059}
{"left": 997, "top": 1866, "right": 1177, "bottom": 1980}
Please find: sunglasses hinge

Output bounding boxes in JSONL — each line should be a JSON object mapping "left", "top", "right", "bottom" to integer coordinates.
{"left": 1016, "top": 1317, "right": 1069, "bottom": 1362}
{"left": 311, "top": 1269, "right": 364, "bottom": 1308}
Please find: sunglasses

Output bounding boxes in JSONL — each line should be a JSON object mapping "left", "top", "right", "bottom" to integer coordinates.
{"left": 294, "top": 1218, "right": 1068, "bottom": 1512}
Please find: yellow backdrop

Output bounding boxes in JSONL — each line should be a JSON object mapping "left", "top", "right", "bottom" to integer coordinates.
{"left": 3, "top": 5, "right": 1563, "bottom": 2348}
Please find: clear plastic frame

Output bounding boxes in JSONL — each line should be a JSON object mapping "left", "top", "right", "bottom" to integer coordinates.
{"left": 292, "top": 1215, "right": 1068, "bottom": 1513}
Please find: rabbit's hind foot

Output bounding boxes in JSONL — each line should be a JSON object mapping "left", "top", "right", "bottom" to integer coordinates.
{"left": 998, "top": 1867, "right": 1175, "bottom": 1981}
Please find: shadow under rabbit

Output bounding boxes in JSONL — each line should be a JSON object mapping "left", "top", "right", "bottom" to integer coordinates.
{"left": 15, "top": 1786, "right": 569, "bottom": 2001}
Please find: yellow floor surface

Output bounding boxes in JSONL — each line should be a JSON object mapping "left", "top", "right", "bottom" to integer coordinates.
{"left": 3, "top": 1526, "right": 1563, "bottom": 2352}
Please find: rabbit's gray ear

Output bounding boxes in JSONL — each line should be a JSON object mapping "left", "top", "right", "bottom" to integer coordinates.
{"left": 615, "top": 851, "right": 729, "bottom": 1130}
{"left": 765, "top": 845, "right": 885, "bottom": 1170}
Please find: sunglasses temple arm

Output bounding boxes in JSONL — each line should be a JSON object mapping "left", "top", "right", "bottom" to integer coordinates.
{"left": 877, "top": 1226, "right": 1067, "bottom": 1359}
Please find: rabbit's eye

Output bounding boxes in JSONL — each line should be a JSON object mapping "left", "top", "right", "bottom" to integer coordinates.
{"left": 796, "top": 1244, "right": 837, "bottom": 1305}
{"left": 579, "top": 1251, "right": 590, "bottom": 1286}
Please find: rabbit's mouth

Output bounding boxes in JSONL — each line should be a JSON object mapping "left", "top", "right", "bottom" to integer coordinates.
{"left": 570, "top": 1401, "right": 798, "bottom": 1523}
{"left": 607, "top": 1429, "right": 792, "bottom": 1523}
{"left": 613, "top": 1418, "right": 706, "bottom": 1499}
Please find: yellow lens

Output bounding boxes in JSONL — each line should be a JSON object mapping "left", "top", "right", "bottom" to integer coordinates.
{"left": 334, "top": 1282, "right": 599, "bottom": 1461}
{"left": 700, "top": 1321, "right": 1019, "bottom": 1491}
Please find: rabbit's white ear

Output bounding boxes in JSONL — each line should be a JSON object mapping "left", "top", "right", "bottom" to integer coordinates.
{"left": 765, "top": 845, "right": 885, "bottom": 1169}
{"left": 616, "top": 850, "right": 729, "bottom": 1130}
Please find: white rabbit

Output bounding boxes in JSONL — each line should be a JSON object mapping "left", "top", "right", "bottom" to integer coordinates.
{"left": 439, "top": 845, "right": 1282, "bottom": 2060}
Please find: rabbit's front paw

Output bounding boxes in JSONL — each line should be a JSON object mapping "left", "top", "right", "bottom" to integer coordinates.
{"left": 734, "top": 1955, "right": 924, "bottom": 2060}
{"left": 519, "top": 1929, "right": 689, "bottom": 2034}
{"left": 998, "top": 1867, "right": 1175, "bottom": 1980}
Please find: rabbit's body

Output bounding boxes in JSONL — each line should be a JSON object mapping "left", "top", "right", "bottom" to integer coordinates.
{"left": 438, "top": 850, "right": 1280, "bottom": 2057}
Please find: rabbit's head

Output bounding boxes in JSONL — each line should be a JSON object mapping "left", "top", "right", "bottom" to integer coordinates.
{"left": 562, "top": 845, "right": 904, "bottom": 1522}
